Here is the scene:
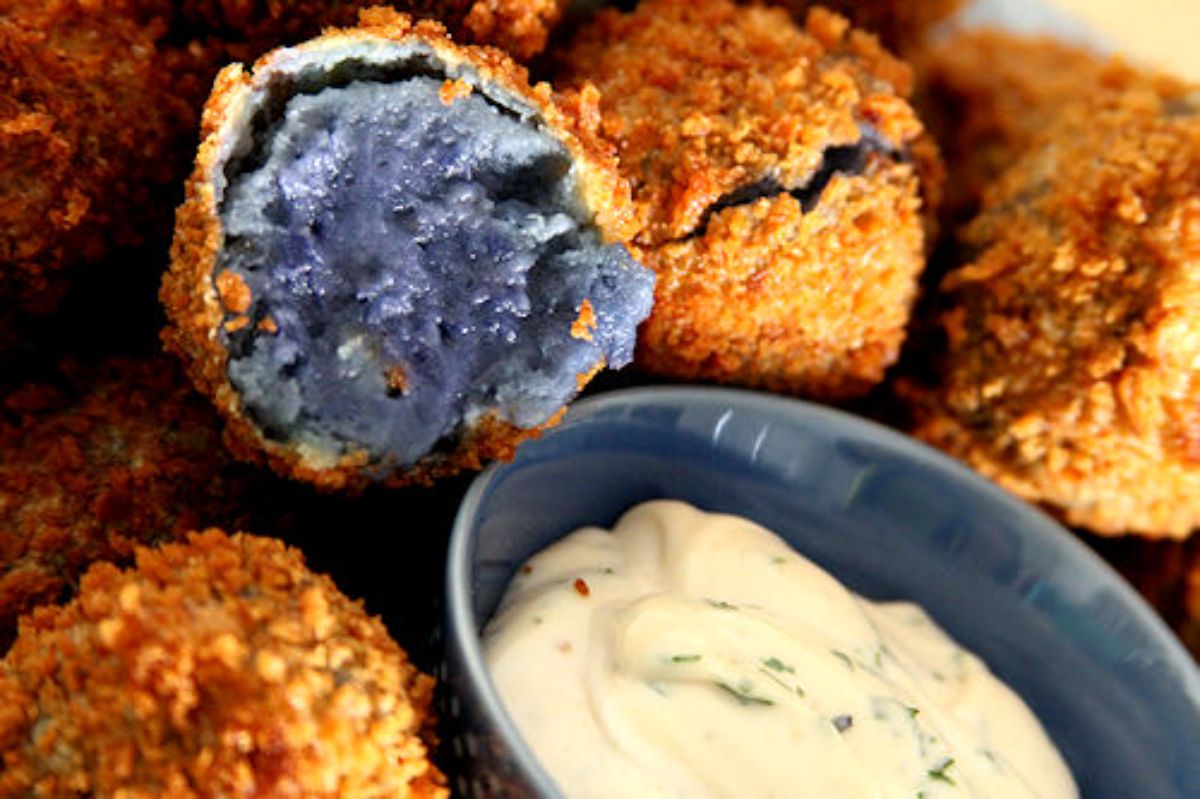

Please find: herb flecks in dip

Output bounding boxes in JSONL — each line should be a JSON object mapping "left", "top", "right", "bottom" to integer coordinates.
{"left": 484, "top": 501, "right": 1078, "bottom": 798}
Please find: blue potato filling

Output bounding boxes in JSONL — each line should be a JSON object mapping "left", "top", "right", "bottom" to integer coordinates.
{"left": 217, "top": 76, "right": 654, "bottom": 470}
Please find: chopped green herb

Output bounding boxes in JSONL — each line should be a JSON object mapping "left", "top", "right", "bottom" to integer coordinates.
{"left": 907, "top": 705, "right": 920, "bottom": 718}
{"left": 770, "top": 556, "right": 787, "bottom": 565}
{"left": 670, "top": 654, "right": 701, "bottom": 664}
{"left": 704, "top": 599, "right": 738, "bottom": 610}
{"left": 831, "top": 650, "right": 855, "bottom": 670}
{"left": 532, "top": 616, "right": 544, "bottom": 626}
{"left": 714, "top": 680, "right": 774, "bottom": 707}
{"left": 761, "top": 657, "right": 794, "bottom": 674}
{"left": 832, "top": 714, "right": 853, "bottom": 733}
{"left": 795, "top": 685, "right": 806, "bottom": 698}
{"left": 601, "top": 567, "right": 615, "bottom": 575}
{"left": 928, "top": 757, "right": 957, "bottom": 785}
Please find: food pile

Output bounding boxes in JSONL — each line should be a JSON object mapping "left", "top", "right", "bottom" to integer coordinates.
{"left": 1, "top": 0, "right": 1196, "bottom": 793}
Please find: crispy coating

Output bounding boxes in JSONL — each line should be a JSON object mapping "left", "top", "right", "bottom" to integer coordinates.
{"left": 905, "top": 85, "right": 1200, "bottom": 538}
{"left": 163, "top": 8, "right": 636, "bottom": 490}
{"left": 914, "top": 30, "right": 1190, "bottom": 225}
{"left": 0, "top": 530, "right": 446, "bottom": 797}
{"left": 0, "top": 357, "right": 253, "bottom": 653}
{"left": 768, "top": 0, "right": 964, "bottom": 52}
{"left": 149, "top": 0, "right": 568, "bottom": 61}
{"left": 0, "top": 1, "right": 202, "bottom": 314}
{"left": 558, "top": 0, "right": 935, "bottom": 397}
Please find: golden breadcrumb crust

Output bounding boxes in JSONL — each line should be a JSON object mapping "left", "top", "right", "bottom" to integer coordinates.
{"left": 154, "top": 0, "right": 567, "bottom": 61}
{"left": 769, "top": 0, "right": 964, "bottom": 52}
{"left": 637, "top": 160, "right": 923, "bottom": 397}
{"left": 0, "top": 357, "right": 252, "bottom": 654}
{"left": 458, "top": 0, "right": 568, "bottom": 60}
{"left": 0, "top": 530, "right": 446, "bottom": 798}
{"left": 559, "top": 0, "right": 935, "bottom": 397}
{"left": 906, "top": 86, "right": 1200, "bottom": 538}
{"left": 0, "top": 1, "right": 203, "bottom": 313}
{"left": 914, "top": 30, "right": 1190, "bottom": 225}
{"left": 162, "top": 7, "right": 635, "bottom": 490}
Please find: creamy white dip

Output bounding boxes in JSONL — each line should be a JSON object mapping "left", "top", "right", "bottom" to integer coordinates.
{"left": 483, "top": 500, "right": 1078, "bottom": 799}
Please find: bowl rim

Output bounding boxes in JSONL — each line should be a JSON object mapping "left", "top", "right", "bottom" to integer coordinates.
{"left": 445, "top": 384, "right": 1200, "bottom": 795}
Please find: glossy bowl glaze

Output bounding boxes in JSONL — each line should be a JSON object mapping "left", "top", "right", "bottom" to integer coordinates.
{"left": 444, "top": 387, "right": 1200, "bottom": 798}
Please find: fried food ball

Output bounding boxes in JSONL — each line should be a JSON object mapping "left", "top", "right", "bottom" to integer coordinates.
{"left": 914, "top": 30, "right": 1190, "bottom": 225}
{"left": 0, "top": 0, "right": 201, "bottom": 314}
{"left": 162, "top": 8, "right": 654, "bottom": 490}
{"left": 558, "top": 0, "right": 937, "bottom": 398}
{"left": 904, "top": 84, "right": 1200, "bottom": 538}
{"left": 1090, "top": 534, "right": 1200, "bottom": 660}
{"left": 0, "top": 357, "right": 255, "bottom": 653}
{"left": 0, "top": 530, "right": 447, "bottom": 797}
{"left": 768, "top": 0, "right": 964, "bottom": 52}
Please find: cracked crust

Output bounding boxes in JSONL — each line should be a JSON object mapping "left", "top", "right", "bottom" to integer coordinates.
{"left": 904, "top": 85, "right": 1200, "bottom": 538}
{"left": 161, "top": 8, "right": 634, "bottom": 490}
{"left": 0, "top": 530, "right": 446, "bottom": 797}
{"left": 558, "top": 0, "right": 937, "bottom": 397}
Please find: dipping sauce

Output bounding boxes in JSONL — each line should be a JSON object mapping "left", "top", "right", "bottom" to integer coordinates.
{"left": 483, "top": 501, "right": 1078, "bottom": 798}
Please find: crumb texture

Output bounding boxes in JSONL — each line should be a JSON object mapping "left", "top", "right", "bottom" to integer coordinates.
{"left": 0, "top": 358, "right": 248, "bottom": 653}
{"left": 907, "top": 87, "right": 1200, "bottom": 537}
{"left": 558, "top": 0, "right": 933, "bottom": 397}
{"left": 219, "top": 75, "right": 650, "bottom": 469}
{"left": 0, "top": 531, "right": 447, "bottom": 798}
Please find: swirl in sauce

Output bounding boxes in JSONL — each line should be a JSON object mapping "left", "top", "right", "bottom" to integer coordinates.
{"left": 484, "top": 501, "right": 1078, "bottom": 798}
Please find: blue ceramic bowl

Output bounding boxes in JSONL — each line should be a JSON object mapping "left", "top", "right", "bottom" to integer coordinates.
{"left": 443, "top": 387, "right": 1200, "bottom": 798}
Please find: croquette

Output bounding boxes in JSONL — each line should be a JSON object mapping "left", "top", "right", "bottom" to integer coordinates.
{"left": 0, "top": 357, "right": 253, "bottom": 653}
{"left": 0, "top": 0, "right": 568, "bottom": 324}
{"left": 769, "top": 0, "right": 964, "bottom": 52}
{"left": 914, "top": 30, "right": 1191, "bottom": 225}
{"left": 0, "top": 530, "right": 446, "bottom": 798}
{"left": 557, "top": 0, "right": 937, "bottom": 398}
{"left": 904, "top": 83, "right": 1200, "bottom": 537}
{"left": 162, "top": 8, "right": 654, "bottom": 490}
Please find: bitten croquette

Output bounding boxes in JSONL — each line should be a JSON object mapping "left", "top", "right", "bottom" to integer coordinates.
{"left": 558, "top": 0, "right": 939, "bottom": 398}
{"left": 162, "top": 9, "right": 652, "bottom": 490}
{"left": 0, "top": 357, "right": 252, "bottom": 653}
{"left": 0, "top": 530, "right": 446, "bottom": 798}
{"left": 905, "top": 83, "right": 1200, "bottom": 537}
